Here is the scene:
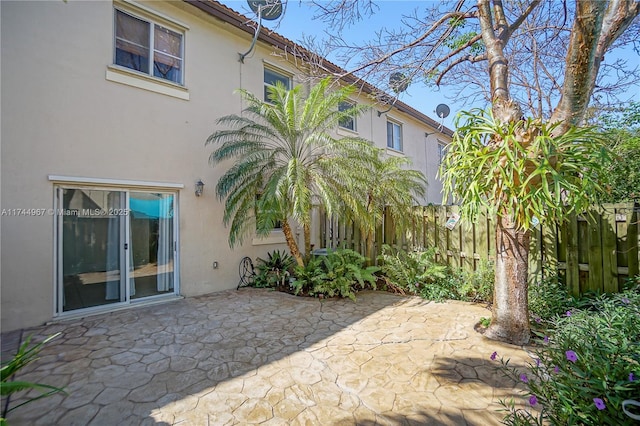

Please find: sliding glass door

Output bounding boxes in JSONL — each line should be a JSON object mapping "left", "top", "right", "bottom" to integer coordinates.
{"left": 129, "top": 192, "right": 175, "bottom": 299}
{"left": 57, "top": 187, "right": 177, "bottom": 314}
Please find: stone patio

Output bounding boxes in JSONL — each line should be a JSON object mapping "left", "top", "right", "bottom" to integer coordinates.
{"left": 1, "top": 289, "right": 533, "bottom": 425}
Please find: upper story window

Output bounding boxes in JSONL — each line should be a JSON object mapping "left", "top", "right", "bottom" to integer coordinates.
{"left": 438, "top": 141, "right": 448, "bottom": 165}
{"left": 114, "top": 9, "right": 184, "bottom": 85}
{"left": 264, "top": 67, "right": 291, "bottom": 101}
{"left": 387, "top": 120, "right": 403, "bottom": 151}
{"left": 338, "top": 101, "right": 357, "bottom": 132}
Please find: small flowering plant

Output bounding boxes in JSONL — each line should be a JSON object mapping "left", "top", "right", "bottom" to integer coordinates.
{"left": 495, "top": 286, "right": 640, "bottom": 425}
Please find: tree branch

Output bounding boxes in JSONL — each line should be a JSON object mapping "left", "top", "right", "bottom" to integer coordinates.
{"left": 550, "top": 0, "right": 639, "bottom": 134}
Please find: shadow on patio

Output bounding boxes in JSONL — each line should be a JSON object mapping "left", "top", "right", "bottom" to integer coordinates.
{"left": 1, "top": 289, "right": 531, "bottom": 425}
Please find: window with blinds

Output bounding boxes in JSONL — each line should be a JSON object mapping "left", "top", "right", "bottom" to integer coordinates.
{"left": 114, "top": 9, "right": 183, "bottom": 85}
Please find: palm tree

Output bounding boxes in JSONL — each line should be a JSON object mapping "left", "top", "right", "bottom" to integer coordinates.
{"left": 207, "top": 77, "right": 376, "bottom": 267}
{"left": 335, "top": 150, "right": 426, "bottom": 262}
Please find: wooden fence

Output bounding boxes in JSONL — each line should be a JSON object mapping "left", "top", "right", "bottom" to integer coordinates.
{"left": 317, "top": 203, "right": 639, "bottom": 295}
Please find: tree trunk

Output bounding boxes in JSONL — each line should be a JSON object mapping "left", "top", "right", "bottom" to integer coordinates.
{"left": 365, "top": 230, "right": 375, "bottom": 266}
{"left": 485, "top": 215, "right": 531, "bottom": 345}
{"left": 303, "top": 222, "right": 311, "bottom": 259}
{"left": 282, "top": 221, "right": 304, "bottom": 267}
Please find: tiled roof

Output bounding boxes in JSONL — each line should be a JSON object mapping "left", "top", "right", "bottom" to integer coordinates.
{"left": 184, "top": 0, "right": 454, "bottom": 137}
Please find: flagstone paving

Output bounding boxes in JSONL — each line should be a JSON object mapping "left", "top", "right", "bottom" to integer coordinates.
{"left": 1, "top": 289, "right": 533, "bottom": 425}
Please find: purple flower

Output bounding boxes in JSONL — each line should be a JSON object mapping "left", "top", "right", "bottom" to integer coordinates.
{"left": 543, "top": 336, "right": 549, "bottom": 343}
{"left": 621, "top": 297, "right": 630, "bottom": 304}
{"left": 535, "top": 358, "right": 541, "bottom": 367}
{"left": 490, "top": 351, "right": 498, "bottom": 361}
{"left": 554, "top": 366, "right": 560, "bottom": 374}
{"left": 593, "top": 398, "right": 606, "bottom": 411}
{"left": 630, "top": 373, "right": 636, "bottom": 382}
{"left": 520, "top": 373, "right": 529, "bottom": 383}
{"left": 565, "top": 350, "right": 578, "bottom": 363}
{"left": 566, "top": 310, "right": 572, "bottom": 317}
{"left": 529, "top": 395, "right": 538, "bottom": 406}
{"left": 535, "top": 317, "right": 542, "bottom": 324}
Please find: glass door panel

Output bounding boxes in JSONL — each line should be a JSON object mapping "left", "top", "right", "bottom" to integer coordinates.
{"left": 129, "top": 192, "right": 175, "bottom": 299}
{"left": 60, "top": 189, "right": 125, "bottom": 311}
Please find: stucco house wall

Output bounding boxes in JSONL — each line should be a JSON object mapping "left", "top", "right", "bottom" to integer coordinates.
{"left": 1, "top": 0, "right": 452, "bottom": 332}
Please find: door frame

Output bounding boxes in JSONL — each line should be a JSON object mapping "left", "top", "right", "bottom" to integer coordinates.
{"left": 50, "top": 176, "right": 183, "bottom": 319}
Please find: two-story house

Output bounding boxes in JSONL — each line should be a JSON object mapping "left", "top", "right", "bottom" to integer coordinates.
{"left": 0, "top": 0, "right": 452, "bottom": 332}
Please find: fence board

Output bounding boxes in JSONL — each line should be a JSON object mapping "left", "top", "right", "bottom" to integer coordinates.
{"left": 602, "top": 207, "right": 619, "bottom": 293}
{"left": 315, "top": 203, "right": 639, "bottom": 294}
{"left": 587, "top": 211, "right": 604, "bottom": 293}
{"left": 627, "top": 205, "right": 639, "bottom": 278}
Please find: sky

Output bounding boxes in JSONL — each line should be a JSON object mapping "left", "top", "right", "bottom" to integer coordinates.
{"left": 218, "top": 0, "right": 465, "bottom": 129}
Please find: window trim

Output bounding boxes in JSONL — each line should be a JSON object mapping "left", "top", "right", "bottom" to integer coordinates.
{"left": 263, "top": 65, "right": 292, "bottom": 102}
{"left": 112, "top": 4, "right": 187, "bottom": 91}
{"left": 437, "top": 140, "right": 448, "bottom": 165}
{"left": 386, "top": 119, "right": 403, "bottom": 152}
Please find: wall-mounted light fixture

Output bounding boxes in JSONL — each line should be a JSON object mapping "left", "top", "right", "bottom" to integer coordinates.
{"left": 195, "top": 179, "right": 205, "bottom": 197}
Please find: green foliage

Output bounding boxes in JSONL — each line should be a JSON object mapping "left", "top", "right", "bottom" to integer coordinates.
{"left": 1, "top": 334, "right": 67, "bottom": 423}
{"left": 207, "top": 77, "right": 376, "bottom": 264}
{"left": 291, "top": 255, "right": 325, "bottom": 295}
{"left": 335, "top": 149, "right": 426, "bottom": 260}
{"left": 598, "top": 102, "right": 640, "bottom": 202}
{"left": 528, "top": 273, "right": 575, "bottom": 324}
{"left": 495, "top": 287, "right": 640, "bottom": 425}
{"left": 440, "top": 109, "right": 612, "bottom": 230}
{"left": 376, "top": 245, "right": 447, "bottom": 295}
{"left": 438, "top": 260, "right": 495, "bottom": 303}
{"left": 377, "top": 245, "right": 494, "bottom": 302}
{"left": 292, "top": 249, "right": 378, "bottom": 300}
{"left": 444, "top": 31, "right": 484, "bottom": 55}
{"left": 253, "top": 250, "right": 294, "bottom": 288}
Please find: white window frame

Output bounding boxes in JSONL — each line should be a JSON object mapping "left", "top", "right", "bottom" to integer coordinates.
{"left": 338, "top": 101, "right": 357, "bottom": 132}
{"left": 113, "top": 7, "right": 185, "bottom": 85}
{"left": 438, "top": 140, "right": 448, "bottom": 165}
{"left": 50, "top": 176, "right": 182, "bottom": 319}
{"left": 263, "top": 66, "right": 292, "bottom": 102}
{"left": 387, "top": 119, "right": 403, "bottom": 152}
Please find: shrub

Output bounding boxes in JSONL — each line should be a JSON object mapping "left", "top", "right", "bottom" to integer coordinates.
{"left": 494, "top": 286, "right": 640, "bottom": 425}
{"left": 292, "top": 249, "right": 378, "bottom": 300}
{"left": 528, "top": 272, "right": 575, "bottom": 325}
{"left": 437, "top": 260, "right": 494, "bottom": 303}
{"left": 291, "top": 255, "right": 324, "bottom": 295}
{"left": 376, "top": 245, "right": 447, "bottom": 297}
{"left": 377, "top": 245, "right": 495, "bottom": 302}
{"left": 253, "top": 250, "right": 294, "bottom": 288}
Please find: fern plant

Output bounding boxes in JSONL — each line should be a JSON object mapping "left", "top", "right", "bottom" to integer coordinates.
{"left": 292, "top": 248, "right": 378, "bottom": 300}
{"left": 377, "top": 245, "right": 447, "bottom": 294}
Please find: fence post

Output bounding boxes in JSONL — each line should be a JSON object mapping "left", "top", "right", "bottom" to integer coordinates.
{"left": 587, "top": 207, "right": 604, "bottom": 293}
{"left": 601, "top": 206, "right": 619, "bottom": 293}
{"left": 565, "top": 213, "right": 580, "bottom": 296}
{"left": 627, "top": 202, "right": 639, "bottom": 278}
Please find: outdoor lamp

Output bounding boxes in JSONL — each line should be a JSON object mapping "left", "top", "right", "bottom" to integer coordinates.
{"left": 195, "top": 179, "right": 205, "bottom": 197}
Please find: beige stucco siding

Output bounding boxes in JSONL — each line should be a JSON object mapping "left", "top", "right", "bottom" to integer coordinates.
{"left": 1, "top": 0, "right": 287, "bottom": 331}
{"left": 1, "top": 0, "right": 450, "bottom": 332}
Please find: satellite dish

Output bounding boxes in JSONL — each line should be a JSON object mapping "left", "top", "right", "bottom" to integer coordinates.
{"left": 389, "top": 72, "right": 410, "bottom": 94}
{"left": 435, "top": 104, "right": 450, "bottom": 119}
{"left": 239, "top": 0, "right": 284, "bottom": 62}
{"left": 247, "top": 0, "right": 283, "bottom": 21}
{"left": 377, "top": 72, "right": 411, "bottom": 116}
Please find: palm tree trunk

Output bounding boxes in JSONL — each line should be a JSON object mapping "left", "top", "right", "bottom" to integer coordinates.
{"left": 282, "top": 221, "right": 304, "bottom": 267}
{"left": 485, "top": 215, "right": 531, "bottom": 345}
{"left": 303, "top": 223, "right": 311, "bottom": 260}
